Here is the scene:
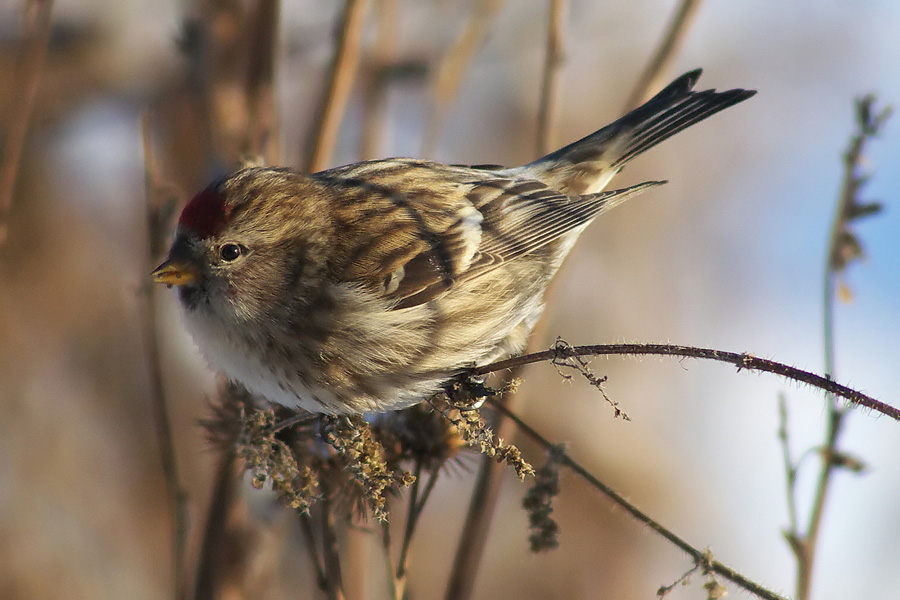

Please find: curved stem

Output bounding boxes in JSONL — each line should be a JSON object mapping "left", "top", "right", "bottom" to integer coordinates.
{"left": 471, "top": 342, "right": 898, "bottom": 421}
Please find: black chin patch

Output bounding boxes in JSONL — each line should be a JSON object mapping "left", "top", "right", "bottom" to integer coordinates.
{"left": 178, "top": 285, "right": 206, "bottom": 310}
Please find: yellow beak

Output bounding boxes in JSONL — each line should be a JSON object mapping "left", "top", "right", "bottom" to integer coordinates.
{"left": 151, "top": 257, "right": 199, "bottom": 286}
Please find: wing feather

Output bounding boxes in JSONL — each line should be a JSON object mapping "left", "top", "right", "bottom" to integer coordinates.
{"left": 315, "top": 159, "right": 660, "bottom": 309}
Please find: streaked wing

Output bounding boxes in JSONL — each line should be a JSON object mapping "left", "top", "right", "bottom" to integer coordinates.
{"left": 315, "top": 159, "right": 661, "bottom": 309}
{"left": 467, "top": 176, "right": 663, "bottom": 266}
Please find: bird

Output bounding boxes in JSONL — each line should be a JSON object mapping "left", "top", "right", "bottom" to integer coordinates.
{"left": 152, "top": 69, "right": 755, "bottom": 414}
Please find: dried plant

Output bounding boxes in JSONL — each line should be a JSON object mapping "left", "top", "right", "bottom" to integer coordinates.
{"left": 780, "top": 95, "right": 891, "bottom": 600}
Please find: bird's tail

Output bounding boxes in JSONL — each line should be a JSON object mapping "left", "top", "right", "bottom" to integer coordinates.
{"left": 526, "top": 69, "right": 756, "bottom": 194}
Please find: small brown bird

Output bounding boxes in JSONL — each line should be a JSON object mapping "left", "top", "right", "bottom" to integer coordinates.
{"left": 152, "top": 69, "right": 754, "bottom": 414}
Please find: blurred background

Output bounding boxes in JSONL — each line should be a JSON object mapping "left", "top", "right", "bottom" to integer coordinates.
{"left": 1, "top": 0, "right": 899, "bottom": 598}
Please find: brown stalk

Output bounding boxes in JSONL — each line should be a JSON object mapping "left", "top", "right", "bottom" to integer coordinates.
{"left": 140, "top": 112, "right": 189, "bottom": 599}
{"left": 193, "top": 449, "right": 239, "bottom": 600}
{"left": 422, "top": 0, "right": 506, "bottom": 157}
{"left": 245, "top": 0, "right": 281, "bottom": 163}
{"left": 536, "top": 0, "right": 567, "bottom": 155}
{"left": 470, "top": 342, "right": 898, "bottom": 421}
{"left": 489, "top": 398, "right": 789, "bottom": 600}
{"left": 0, "top": 0, "right": 54, "bottom": 245}
{"left": 623, "top": 0, "right": 702, "bottom": 111}
{"left": 299, "top": 512, "right": 330, "bottom": 592}
{"left": 360, "top": 0, "right": 399, "bottom": 160}
{"left": 303, "top": 0, "right": 371, "bottom": 173}
{"left": 320, "top": 496, "right": 346, "bottom": 600}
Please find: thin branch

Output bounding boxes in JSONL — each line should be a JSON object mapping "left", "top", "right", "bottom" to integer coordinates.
{"left": 0, "top": 0, "right": 54, "bottom": 245}
{"left": 140, "top": 112, "right": 189, "bottom": 599}
{"left": 422, "top": 0, "right": 506, "bottom": 157}
{"left": 489, "top": 399, "right": 788, "bottom": 600}
{"left": 471, "top": 342, "right": 899, "bottom": 421}
{"left": 536, "top": 0, "right": 567, "bottom": 156}
{"left": 245, "top": 0, "right": 281, "bottom": 163}
{"left": 623, "top": 0, "right": 702, "bottom": 111}
{"left": 303, "top": 0, "right": 370, "bottom": 173}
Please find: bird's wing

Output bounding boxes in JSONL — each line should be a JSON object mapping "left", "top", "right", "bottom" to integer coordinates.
{"left": 315, "top": 159, "right": 661, "bottom": 309}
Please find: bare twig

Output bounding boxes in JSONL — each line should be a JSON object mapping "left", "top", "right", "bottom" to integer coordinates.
{"left": 489, "top": 399, "right": 788, "bottom": 600}
{"left": 623, "top": 0, "right": 702, "bottom": 111}
{"left": 422, "top": 0, "right": 506, "bottom": 157}
{"left": 471, "top": 342, "right": 899, "bottom": 420}
{"left": 245, "top": 0, "right": 281, "bottom": 163}
{"left": 140, "top": 112, "right": 189, "bottom": 599}
{"left": 0, "top": 0, "right": 54, "bottom": 245}
{"left": 536, "top": 0, "right": 567, "bottom": 155}
{"left": 303, "top": 0, "right": 371, "bottom": 172}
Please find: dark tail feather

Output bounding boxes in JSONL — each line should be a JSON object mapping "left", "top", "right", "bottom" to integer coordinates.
{"left": 539, "top": 69, "right": 756, "bottom": 169}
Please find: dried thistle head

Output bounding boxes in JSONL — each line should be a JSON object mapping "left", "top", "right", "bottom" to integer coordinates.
{"left": 204, "top": 380, "right": 536, "bottom": 522}
{"left": 374, "top": 403, "right": 467, "bottom": 471}
{"left": 320, "top": 415, "right": 414, "bottom": 521}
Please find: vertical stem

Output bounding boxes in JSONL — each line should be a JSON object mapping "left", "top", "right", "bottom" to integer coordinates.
{"left": 245, "top": 0, "right": 281, "bottom": 164}
{"left": 320, "top": 495, "right": 346, "bottom": 600}
{"left": 303, "top": 0, "right": 371, "bottom": 173}
{"left": 788, "top": 97, "right": 890, "bottom": 600}
{"left": 396, "top": 460, "right": 422, "bottom": 584}
{"left": 444, "top": 3, "right": 568, "bottom": 587}
{"left": 360, "top": 0, "right": 398, "bottom": 160}
{"left": 536, "top": 0, "right": 567, "bottom": 156}
{"left": 0, "top": 0, "right": 54, "bottom": 245}
{"left": 623, "top": 0, "right": 702, "bottom": 111}
{"left": 141, "top": 113, "right": 189, "bottom": 600}
{"left": 793, "top": 264, "right": 845, "bottom": 600}
{"left": 193, "top": 449, "right": 239, "bottom": 600}
{"left": 444, "top": 375, "right": 523, "bottom": 600}
{"left": 299, "top": 511, "right": 329, "bottom": 592}
{"left": 421, "top": 0, "right": 506, "bottom": 157}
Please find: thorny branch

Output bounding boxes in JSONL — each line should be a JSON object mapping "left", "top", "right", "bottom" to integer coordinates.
{"left": 471, "top": 341, "right": 899, "bottom": 421}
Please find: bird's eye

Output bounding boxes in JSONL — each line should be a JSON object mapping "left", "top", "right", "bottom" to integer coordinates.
{"left": 219, "top": 243, "right": 243, "bottom": 262}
